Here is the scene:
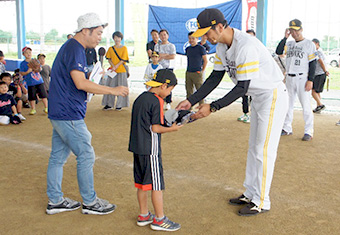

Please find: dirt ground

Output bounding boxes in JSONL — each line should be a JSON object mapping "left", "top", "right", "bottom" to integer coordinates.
{"left": 1, "top": 94, "right": 340, "bottom": 235}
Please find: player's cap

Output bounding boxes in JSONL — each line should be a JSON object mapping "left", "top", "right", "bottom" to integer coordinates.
{"left": 22, "top": 46, "right": 32, "bottom": 54}
{"left": 37, "top": 53, "right": 46, "bottom": 59}
{"left": 192, "top": 8, "right": 226, "bottom": 38}
{"left": 151, "top": 51, "right": 159, "bottom": 57}
{"left": 75, "top": 13, "right": 108, "bottom": 33}
{"left": 145, "top": 69, "right": 177, "bottom": 87}
{"left": 289, "top": 19, "right": 302, "bottom": 30}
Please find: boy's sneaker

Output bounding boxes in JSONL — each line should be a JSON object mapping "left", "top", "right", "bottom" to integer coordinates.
{"left": 281, "top": 130, "right": 292, "bottom": 136}
{"left": 44, "top": 108, "right": 48, "bottom": 114}
{"left": 229, "top": 194, "right": 251, "bottom": 205}
{"left": 46, "top": 197, "right": 81, "bottom": 215}
{"left": 23, "top": 103, "right": 30, "bottom": 108}
{"left": 313, "top": 105, "right": 326, "bottom": 113}
{"left": 17, "top": 113, "right": 26, "bottom": 121}
{"left": 29, "top": 109, "right": 36, "bottom": 115}
{"left": 150, "top": 216, "right": 181, "bottom": 232}
{"left": 82, "top": 197, "right": 116, "bottom": 215}
{"left": 336, "top": 120, "right": 340, "bottom": 126}
{"left": 103, "top": 105, "right": 113, "bottom": 111}
{"left": 137, "top": 212, "right": 155, "bottom": 226}
{"left": 238, "top": 202, "right": 269, "bottom": 216}
{"left": 302, "top": 134, "right": 312, "bottom": 141}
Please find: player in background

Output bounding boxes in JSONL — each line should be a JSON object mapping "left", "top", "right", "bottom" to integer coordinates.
{"left": 311, "top": 38, "right": 329, "bottom": 113}
{"left": 177, "top": 8, "right": 288, "bottom": 216}
{"left": 276, "top": 19, "right": 317, "bottom": 141}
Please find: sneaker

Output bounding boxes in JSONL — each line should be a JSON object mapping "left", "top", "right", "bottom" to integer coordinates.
{"left": 115, "top": 107, "right": 122, "bottom": 111}
{"left": 29, "top": 109, "right": 36, "bottom": 115}
{"left": 281, "top": 130, "right": 292, "bottom": 136}
{"left": 238, "top": 202, "right": 269, "bottom": 216}
{"left": 23, "top": 103, "right": 30, "bottom": 108}
{"left": 165, "top": 103, "right": 171, "bottom": 110}
{"left": 137, "top": 212, "right": 155, "bottom": 226}
{"left": 313, "top": 105, "right": 326, "bottom": 113}
{"left": 336, "top": 120, "right": 340, "bottom": 126}
{"left": 243, "top": 115, "right": 250, "bottom": 123}
{"left": 46, "top": 197, "right": 81, "bottom": 215}
{"left": 237, "top": 113, "right": 248, "bottom": 122}
{"left": 17, "top": 113, "right": 26, "bottom": 121}
{"left": 302, "top": 134, "right": 312, "bottom": 141}
{"left": 82, "top": 197, "right": 116, "bottom": 215}
{"left": 150, "top": 216, "right": 181, "bottom": 232}
{"left": 229, "top": 194, "right": 251, "bottom": 205}
{"left": 103, "top": 105, "right": 113, "bottom": 111}
{"left": 44, "top": 108, "right": 48, "bottom": 114}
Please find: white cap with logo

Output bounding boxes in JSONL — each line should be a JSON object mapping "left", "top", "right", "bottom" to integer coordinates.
{"left": 74, "top": 13, "right": 108, "bottom": 33}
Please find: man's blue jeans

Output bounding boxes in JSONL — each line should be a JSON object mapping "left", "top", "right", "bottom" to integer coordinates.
{"left": 47, "top": 119, "right": 97, "bottom": 204}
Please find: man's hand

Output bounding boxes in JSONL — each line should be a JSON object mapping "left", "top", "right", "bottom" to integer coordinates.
{"left": 285, "top": 28, "right": 290, "bottom": 38}
{"left": 176, "top": 100, "right": 192, "bottom": 110}
{"left": 191, "top": 103, "right": 211, "bottom": 120}
{"left": 305, "top": 81, "right": 313, "bottom": 91}
{"left": 325, "top": 71, "right": 330, "bottom": 76}
{"left": 111, "top": 86, "right": 129, "bottom": 96}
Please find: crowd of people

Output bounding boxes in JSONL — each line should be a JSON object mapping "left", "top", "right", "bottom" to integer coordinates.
{"left": 1, "top": 9, "right": 340, "bottom": 233}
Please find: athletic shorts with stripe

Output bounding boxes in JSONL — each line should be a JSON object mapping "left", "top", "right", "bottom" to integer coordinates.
{"left": 134, "top": 153, "right": 164, "bottom": 191}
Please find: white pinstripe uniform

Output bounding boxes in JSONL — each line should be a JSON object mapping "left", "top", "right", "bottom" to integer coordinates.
{"left": 150, "top": 128, "right": 162, "bottom": 190}
{"left": 214, "top": 29, "right": 288, "bottom": 210}
{"left": 283, "top": 39, "right": 317, "bottom": 136}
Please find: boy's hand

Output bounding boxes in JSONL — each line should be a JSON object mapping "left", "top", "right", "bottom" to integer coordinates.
{"left": 171, "top": 122, "right": 183, "bottom": 131}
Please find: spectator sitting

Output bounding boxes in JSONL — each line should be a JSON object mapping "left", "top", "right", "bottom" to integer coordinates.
{"left": 38, "top": 54, "right": 51, "bottom": 93}
{"left": 0, "top": 81, "right": 21, "bottom": 125}
{"left": 0, "top": 72, "right": 26, "bottom": 121}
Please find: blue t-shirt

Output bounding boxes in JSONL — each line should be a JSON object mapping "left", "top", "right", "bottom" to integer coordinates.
{"left": 20, "top": 60, "right": 44, "bottom": 86}
{"left": 48, "top": 39, "right": 88, "bottom": 120}
{"left": 0, "top": 94, "right": 16, "bottom": 116}
{"left": 185, "top": 44, "right": 206, "bottom": 72}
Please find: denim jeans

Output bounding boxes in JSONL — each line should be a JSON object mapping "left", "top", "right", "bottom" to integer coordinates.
{"left": 47, "top": 119, "right": 97, "bottom": 204}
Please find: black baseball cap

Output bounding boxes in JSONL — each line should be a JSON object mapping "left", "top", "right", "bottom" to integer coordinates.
{"left": 145, "top": 69, "right": 177, "bottom": 87}
{"left": 192, "top": 8, "right": 226, "bottom": 37}
{"left": 289, "top": 19, "right": 302, "bottom": 30}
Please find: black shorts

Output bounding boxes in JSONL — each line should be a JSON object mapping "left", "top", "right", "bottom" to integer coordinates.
{"left": 313, "top": 73, "right": 326, "bottom": 93}
{"left": 133, "top": 153, "right": 164, "bottom": 191}
{"left": 28, "top": 83, "right": 48, "bottom": 101}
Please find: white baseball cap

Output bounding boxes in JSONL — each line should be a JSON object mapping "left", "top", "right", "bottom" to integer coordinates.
{"left": 74, "top": 13, "right": 108, "bottom": 33}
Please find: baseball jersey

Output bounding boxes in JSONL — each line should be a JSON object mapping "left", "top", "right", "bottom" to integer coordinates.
{"left": 0, "top": 93, "right": 16, "bottom": 116}
{"left": 48, "top": 38, "right": 88, "bottom": 120}
{"left": 213, "top": 29, "right": 283, "bottom": 96}
{"left": 315, "top": 48, "right": 327, "bottom": 75}
{"left": 144, "top": 63, "right": 163, "bottom": 82}
{"left": 20, "top": 61, "right": 44, "bottom": 86}
{"left": 154, "top": 42, "right": 176, "bottom": 69}
{"left": 128, "top": 91, "right": 165, "bottom": 155}
{"left": 285, "top": 39, "right": 317, "bottom": 74}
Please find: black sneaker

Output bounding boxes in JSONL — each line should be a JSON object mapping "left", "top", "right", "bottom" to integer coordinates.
{"left": 313, "top": 105, "right": 325, "bottom": 113}
{"left": 229, "top": 194, "right": 251, "bottom": 205}
{"left": 82, "top": 197, "right": 116, "bottom": 215}
{"left": 302, "top": 134, "right": 312, "bottom": 141}
{"left": 103, "top": 105, "right": 113, "bottom": 111}
{"left": 238, "top": 202, "right": 269, "bottom": 216}
{"left": 150, "top": 216, "right": 181, "bottom": 232}
{"left": 46, "top": 197, "right": 81, "bottom": 215}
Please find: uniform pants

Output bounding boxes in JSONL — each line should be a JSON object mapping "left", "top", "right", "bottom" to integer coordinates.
{"left": 185, "top": 71, "right": 204, "bottom": 105}
{"left": 283, "top": 75, "right": 314, "bottom": 136}
{"left": 243, "top": 83, "right": 288, "bottom": 210}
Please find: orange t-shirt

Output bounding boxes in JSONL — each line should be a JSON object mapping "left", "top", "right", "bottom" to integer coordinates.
{"left": 105, "top": 45, "right": 129, "bottom": 73}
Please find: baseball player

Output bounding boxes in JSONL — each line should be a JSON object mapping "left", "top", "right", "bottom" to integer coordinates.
{"left": 276, "top": 19, "right": 317, "bottom": 141}
{"left": 176, "top": 8, "right": 288, "bottom": 216}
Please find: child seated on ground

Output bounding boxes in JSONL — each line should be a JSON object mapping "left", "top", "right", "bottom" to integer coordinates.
{"left": 0, "top": 81, "right": 21, "bottom": 125}
{"left": 0, "top": 72, "right": 26, "bottom": 121}
{"left": 129, "top": 69, "right": 182, "bottom": 232}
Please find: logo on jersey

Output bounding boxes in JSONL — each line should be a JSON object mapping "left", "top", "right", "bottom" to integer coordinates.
{"left": 182, "top": 41, "right": 190, "bottom": 54}
{"left": 31, "top": 72, "right": 42, "bottom": 81}
{"left": 185, "top": 18, "right": 198, "bottom": 32}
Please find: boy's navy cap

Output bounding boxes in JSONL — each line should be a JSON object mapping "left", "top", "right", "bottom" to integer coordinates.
{"left": 145, "top": 69, "right": 177, "bottom": 87}
{"left": 289, "top": 19, "right": 302, "bottom": 30}
{"left": 192, "top": 8, "right": 226, "bottom": 37}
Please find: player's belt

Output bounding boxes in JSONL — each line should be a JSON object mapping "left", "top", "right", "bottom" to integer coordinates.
{"left": 288, "top": 73, "right": 303, "bottom": 77}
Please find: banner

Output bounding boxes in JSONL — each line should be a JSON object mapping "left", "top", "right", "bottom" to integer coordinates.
{"left": 246, "top": 0, "right": 257, "bottom": 31}
{"left": 148, "top": 0, "right": 242, "bottom": 55}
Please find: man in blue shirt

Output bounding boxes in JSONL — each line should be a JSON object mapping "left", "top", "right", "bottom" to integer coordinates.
{"left": 46, "top": 13, "right": 129, "bottom": 215}
{"left": 185, "top": 32, "right": 207, "bottom": 106}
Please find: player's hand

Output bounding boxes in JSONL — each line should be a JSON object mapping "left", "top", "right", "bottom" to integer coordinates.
{"left": 305, "top": 81, "right": 313, "bottom": 91}
{"left": 176, "top": 100, "right": 192, "bottom": 110}
{"left": 191, "top": 103, "right": 211, "bottom": 120}
{"left": 285, "top": 28, "right": 290, "bottom": 38}
{"left": 171, "top": 122, "right": 183, "bottom": 131}
{"left": 111, "top": 86, "right": 129, "bottom": 96}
